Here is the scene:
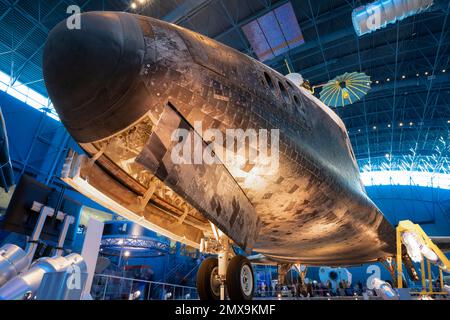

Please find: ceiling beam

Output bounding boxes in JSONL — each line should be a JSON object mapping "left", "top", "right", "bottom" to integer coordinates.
{"left": 163, "top": 0, "right": 214, "bottom": 24}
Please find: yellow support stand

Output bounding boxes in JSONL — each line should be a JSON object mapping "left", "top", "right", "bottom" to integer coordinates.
{"left": 396, "top": 220, "right": 449, "bottom": 296}
{"left": 420, "top": 259, "right": 426, "bottom": 290}
{"left": 396, "top": 226, "right": 403, "bottom": 288}
{"left": 427, "top": 260, "right": 433, "bottom": 293}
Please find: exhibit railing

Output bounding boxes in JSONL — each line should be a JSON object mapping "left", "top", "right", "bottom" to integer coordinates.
{"left": 256, "top": 286, "right": 448, "bottom": 300}
{"left": 91, "top": 274, "right": 198, "bottom": 300}
{"left": 254, "top": 288, "right": 383, "bottom": 300}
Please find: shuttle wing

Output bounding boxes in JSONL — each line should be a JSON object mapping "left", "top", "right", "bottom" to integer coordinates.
{"left": 136, "top": 103, "right": 261, "bottom": 252}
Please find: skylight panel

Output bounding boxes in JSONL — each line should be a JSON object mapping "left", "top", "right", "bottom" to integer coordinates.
{"left": 242, "top": 2, "right": 304, "bottom": 61}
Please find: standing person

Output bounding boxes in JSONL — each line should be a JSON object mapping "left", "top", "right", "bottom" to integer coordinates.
{"left": 357, "top": 281, "right": 363, "bottom": 295}
{"left": 261, "top": 281, "right": 266, "bottom": 297}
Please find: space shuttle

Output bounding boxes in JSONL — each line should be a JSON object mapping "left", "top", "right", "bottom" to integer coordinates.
{"left": 43, "top": 11, "right": 396, "bottom": 300}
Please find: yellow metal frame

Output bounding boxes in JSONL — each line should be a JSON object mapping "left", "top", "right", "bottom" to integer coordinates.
{"left": 396, "top": 220, "right": 449, "bottom": 295}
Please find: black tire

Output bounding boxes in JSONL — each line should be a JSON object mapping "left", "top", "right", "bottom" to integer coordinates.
{"left": 226, "top": 255, "right": 254, "bottom": 300}
{"left": 196, "top": 257, "right": 220, "bottom": 300}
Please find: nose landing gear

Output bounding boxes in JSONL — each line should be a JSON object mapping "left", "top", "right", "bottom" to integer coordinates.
{"left": 196, "top": 236, "right": 254, "bottom": 300}
{"left": 226, "top": 255, "right": 254, "bottom": 300}
{"left": 196, "top": 257, "right": 221, "bottom": 300}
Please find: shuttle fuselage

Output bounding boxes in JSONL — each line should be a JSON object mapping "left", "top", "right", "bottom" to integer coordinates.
{"left": 44, "top": 12, "right": 395, "bottom": 266}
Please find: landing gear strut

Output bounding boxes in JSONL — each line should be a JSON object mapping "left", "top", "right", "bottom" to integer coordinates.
{"left": 196, "top": 234, "right": 254, "bottom": 300}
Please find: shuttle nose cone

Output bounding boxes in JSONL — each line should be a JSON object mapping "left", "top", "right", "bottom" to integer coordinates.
{"left": 43, "top": 12, "right": 146, "bottom": 143}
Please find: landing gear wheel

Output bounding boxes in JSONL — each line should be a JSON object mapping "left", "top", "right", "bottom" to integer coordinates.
{"left": 226, "top": 255, "right": 254, "bottom": 300}
{"left": 197, "top": 257, "right": 221, "bottom": 300}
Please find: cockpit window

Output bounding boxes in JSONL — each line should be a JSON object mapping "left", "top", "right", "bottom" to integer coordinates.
{"left": 278, "top": 80, "right": 290, "bottom": 103}
{"left": 264, "top": 72, "right": 276, "bottom": 94}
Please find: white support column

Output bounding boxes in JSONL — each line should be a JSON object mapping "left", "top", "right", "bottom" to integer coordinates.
{"left": 80, "top": 218, "right": 104, "bottom": 299}
{"left": 25, "top": 206, "right": 54, "bottom": 265}
{"left": 54, "top": 215, "right": 75, "bottom": 257}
